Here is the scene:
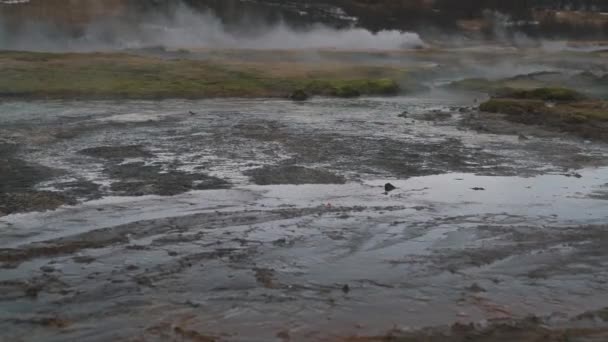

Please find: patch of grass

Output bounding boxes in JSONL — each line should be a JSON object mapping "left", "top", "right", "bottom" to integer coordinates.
{"left": 555, "top": 101, "right": 608, "bottom": 121}
{"left": 480, "top": 98, "right": 608, "bottom": 122}
{"left": 302, "top": 78, "right": 400, "bottom": 98}
{"left": 479, "top": 96, "right": 608, "bottom": 140}
{"left": 0, "top": 51, "right": 410, "bottom": 99}
{"left": 479, "top": 98, "right": 546, "bottom": 115}
{"left": 503, "top": 87, "right": 586, "bottom": 102}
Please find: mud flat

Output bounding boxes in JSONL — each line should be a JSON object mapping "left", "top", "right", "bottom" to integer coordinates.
{"left": 1, "top": 45, "right": 608, "bottom": 340}
{"left": 1, "top": 90, "right": 608, "bottom": 341}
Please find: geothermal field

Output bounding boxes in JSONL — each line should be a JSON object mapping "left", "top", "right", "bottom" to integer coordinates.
{"left": 1, "top": 1, "right": 608, "bottom": 341}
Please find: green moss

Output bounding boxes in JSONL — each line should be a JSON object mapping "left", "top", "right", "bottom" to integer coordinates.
{"left": 0, "top": 51, "right": 404, "bottom": 99}
{"left": 0, "top": 56, "right": 275, "bottom": 98}
{"left": 479, "top": 98, "right": 545, "bottom": 115}
{"left": 481, "top": 98, "right": 608, "bottom": 122}
{"left": 302, "top": 78, "right": 400, "bottom": 98}
{"left": 503, "top": 87, "right": 586, "bottom": 102}
{"left": 560, "top": 113, "right": 589, "bottom": 124}
{"left": 289, "top": 89, "right": 309, "bottom": 101}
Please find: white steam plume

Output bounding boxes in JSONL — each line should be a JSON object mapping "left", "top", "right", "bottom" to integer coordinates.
{"left": 0, "top": 4, "right": 426, "bottom": 51}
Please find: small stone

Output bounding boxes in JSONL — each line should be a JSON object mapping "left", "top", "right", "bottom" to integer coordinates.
{"left": 384, "top": 183, "right": 397, "bottom": 192}
{"left": 272, "top": 238, "right": 287, "bottom": 246}
{"left": 289, "top": 89, "right": 309, "bottom": 101}
{"left": 73, "top": 255, "right": 96, "bottom": 264}
{"left": 40, "top": 265, "right": 55, "bottom": 273}
{"left": 276, "top": 330, "right": 290, "bottom": 341}
{"left": 25, "top": 286, "right": 41, "bottom": 298}
{"left": 466, "top": 282, "right": 486, "bottom": 293}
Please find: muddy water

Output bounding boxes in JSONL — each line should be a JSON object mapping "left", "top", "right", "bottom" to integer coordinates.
{"left": 1, "top": 93, "right": 608, "bottom": 341}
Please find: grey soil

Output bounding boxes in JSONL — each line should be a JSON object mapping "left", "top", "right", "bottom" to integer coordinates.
{"left": 245, "top": 165, "right": 346, "bottom": 185}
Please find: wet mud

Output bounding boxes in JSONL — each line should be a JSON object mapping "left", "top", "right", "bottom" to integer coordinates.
{"left": 79, "top": 145, "right": 154, "bottom": 160}
{"left": 0, "top": 143, "right": 73, "bottom": 215}
{"left": 245, "top": 165, "right": 346, "bottom": 185}
{"left": 107, "top": 162, "right": 229, "bottom": 196}
{"left": 1, "top": 93, "right": 608, "bottom": 341}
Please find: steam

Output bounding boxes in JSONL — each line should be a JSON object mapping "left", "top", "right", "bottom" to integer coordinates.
{"left": 0, "top": 4, "right": 426, "bottom": 51}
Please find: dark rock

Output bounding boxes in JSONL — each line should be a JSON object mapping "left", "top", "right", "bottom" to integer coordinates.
{"left": 73, "top": 255, "right": 96, "bottom": 264}
{"left": 276, "top": 330, "right": 290, "bottom": 341}
{"left": 342, "top": 284, "right": 350, "bottom": 294}
{"left": 471, "top": 187, "right": 485, "bottom": 191}
{"left": 384, "top": 183, "right": 397, "bottom": 192}
{"left": 40, "top": 265, "right": 55, "bottom": 273}
{"left": 25, "top": 285, "right": 41, "bottom": 298}
{"left": 289, "top": 89, "right": 310, "bottom": 101}
{"left": 466, "top": 282, "right": 486, "bottom": 293}
{"left": 272, "top": 238, "right": 288, "bottom": 247}
{"left": 564, "top": 172, "right": 583, "bottom": 178}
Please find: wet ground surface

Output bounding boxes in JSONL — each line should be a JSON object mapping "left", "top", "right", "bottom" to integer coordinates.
{"left": 1, "top": 92, "right": 608, "bottom": 341}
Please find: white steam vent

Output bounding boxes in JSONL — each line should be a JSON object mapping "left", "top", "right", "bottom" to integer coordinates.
{"left": 0, "top": 4, "right": 426, "bottom": 51}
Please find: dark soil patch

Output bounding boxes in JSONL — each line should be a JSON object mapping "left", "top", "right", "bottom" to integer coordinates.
{"left": 245, "top": 165, "right": 346, "bottom": 185}
{"left": 106, "top": 162, "right": 229, "bottom": 196}
{"left": 79, "top": 145, "right": 154, "bottom": 160}
{"left": 479, "top": 91, "right": 608, "bottom": 141}
{"left": 0, "top": 143, "right": 73, "bottom": 215}
{"left": 0, "top": 145, "right": 58, "bottom": 193}
{"left": 51, "top": 179, "right": 102, "bottom": 201}
{"left": 0, "top": 191, "right": 75, "bottom": 216}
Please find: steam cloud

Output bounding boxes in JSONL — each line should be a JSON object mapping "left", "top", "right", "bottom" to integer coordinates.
{"left": 0, "top": 4, "right": 426, "bottom": 51}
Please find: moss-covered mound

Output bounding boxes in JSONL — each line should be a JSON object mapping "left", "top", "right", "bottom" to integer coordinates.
{"left": 479, "top": 88, "right": 608, "bottom": 140}
{"left": 302, "top": 78, "right": 400, "bottom": 98}
{"left": 501, "top": 87, "right": 586, "bottom": 102}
